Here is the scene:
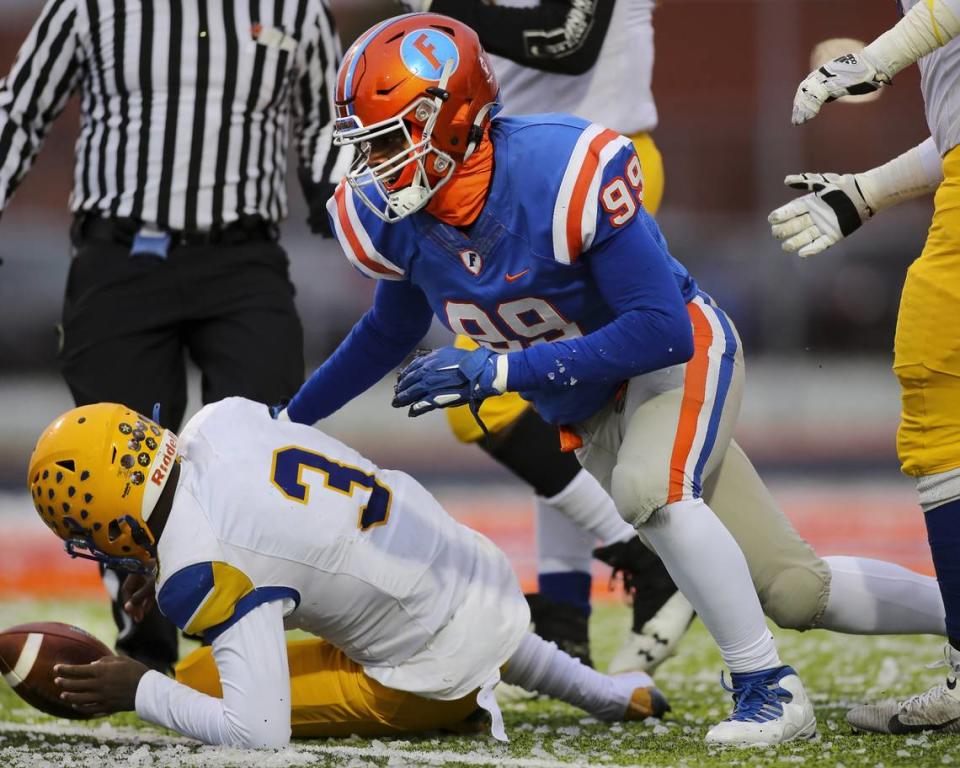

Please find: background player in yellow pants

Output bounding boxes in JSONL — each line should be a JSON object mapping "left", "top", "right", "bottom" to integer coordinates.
{"left": 770, "top": 0, "right": 960, "bottom": 733}
{"left": 402, "top": 0, "right": 691, "bottom": 674}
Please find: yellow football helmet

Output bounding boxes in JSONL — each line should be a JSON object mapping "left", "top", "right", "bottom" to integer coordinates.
{"left": 27, "top": 403, "right": 179, "bottom": 571}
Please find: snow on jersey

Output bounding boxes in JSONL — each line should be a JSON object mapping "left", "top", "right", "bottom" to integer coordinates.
{"left": 156, "top": 397, "right": 529, "bottom": 699}
{"left": 328, "top": 114, "right": 698, "bottom": 423}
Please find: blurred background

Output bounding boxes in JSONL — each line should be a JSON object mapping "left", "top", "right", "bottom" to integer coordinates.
{"left": 0, "top": 0, "right": 936, "bottom": 598}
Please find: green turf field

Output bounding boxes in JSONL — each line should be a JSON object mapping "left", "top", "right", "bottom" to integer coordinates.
{"left": 0, "top": 599, "right": 956, "bottom": 767}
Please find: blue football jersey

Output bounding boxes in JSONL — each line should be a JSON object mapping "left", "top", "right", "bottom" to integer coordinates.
{"left": 327, "top": 114, "right": 698, "bottom": 423}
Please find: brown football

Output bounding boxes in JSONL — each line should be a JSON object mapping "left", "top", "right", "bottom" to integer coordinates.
{"left": 0, "top": 622, "right": 113, "bottom": 719}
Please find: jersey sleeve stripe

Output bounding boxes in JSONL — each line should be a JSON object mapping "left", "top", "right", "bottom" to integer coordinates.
{"left": 157, "top": 561, "right": 302, "bottom": 640}
{"left": 580, "top": 134, "right": 635, "bottom": 253}
{"left": 329, "top": 181, "right": 406, "bottom": 281}
{"left": 552, "top": 123, "right": 604, "bottom": 265}
{"left": 565, "top": 129, "right": 621, "bottom": 261}
{"left": 552, "top": 125, "right": 629, "bottom": 264}
{"left": 203, "top": 586, "right": 301, "bottom": 641}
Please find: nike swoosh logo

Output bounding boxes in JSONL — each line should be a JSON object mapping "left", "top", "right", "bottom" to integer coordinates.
{"left": 505, "top": 269, "right": 529, "bottom": 282}
{"left": 888, "top": 714, "right": 960, "bottom": 734}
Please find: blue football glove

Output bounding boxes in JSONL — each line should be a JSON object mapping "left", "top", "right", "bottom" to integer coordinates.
{"left": 392, "top": 347, "right": 507, "bottom": 417}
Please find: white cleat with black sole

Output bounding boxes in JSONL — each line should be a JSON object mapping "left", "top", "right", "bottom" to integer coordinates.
{"left": 705, "top": 665, "right": 817, "bottom": 746}
{"left": 847, "top": 644, "right": 960, "bottom": 734}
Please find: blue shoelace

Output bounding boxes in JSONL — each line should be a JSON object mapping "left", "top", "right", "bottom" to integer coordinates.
{"left": 720, "top": 671, "right": 789, "bottom": 723}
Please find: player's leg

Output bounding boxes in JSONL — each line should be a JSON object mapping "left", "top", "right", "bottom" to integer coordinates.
{"left": 849, "top": 145, "right": 960, "bottom": 734}
{"left": 502, "top": 632, "right": 669, "bottom": 722}
{"left": 180, "top": 239, "right": 304, "bottom": 407}
{"left": 176, "top": 639, "right": 483, "bottom": 737}
{"left": 703, "top": 441, "right": 945, "bottom": 635}
{"left": 481, "top": 405, "right": 657, "bottom": 664}
{"left": 58, "top": 229, "right": 188, "bottom": 673}
{"left": 592, "top": 537, "right": 695, "bottom": 674}
{"left": 578, "top": 296, "right": 814, "bottom": 745}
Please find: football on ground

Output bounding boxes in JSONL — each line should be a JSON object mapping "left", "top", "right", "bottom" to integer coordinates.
{"left": 0, "top": 621, "right": 112, "bottom": 719}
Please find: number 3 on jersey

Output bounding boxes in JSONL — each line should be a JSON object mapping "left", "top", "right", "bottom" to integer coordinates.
{"left": 271, "top": 446, "right": 391, "bottom": 531}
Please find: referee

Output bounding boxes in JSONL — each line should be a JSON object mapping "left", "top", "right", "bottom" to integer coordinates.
{"left": 0, "top": 0, "right": 347, "bottom": 672}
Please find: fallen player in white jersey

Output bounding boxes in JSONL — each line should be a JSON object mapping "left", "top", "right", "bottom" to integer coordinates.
{"left": 25, "top": 398, "right": 666, "bottom": 747}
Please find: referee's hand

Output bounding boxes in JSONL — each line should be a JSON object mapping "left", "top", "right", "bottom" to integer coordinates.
{"left": 298, "top": 168, "right": 336, "bottom": 238}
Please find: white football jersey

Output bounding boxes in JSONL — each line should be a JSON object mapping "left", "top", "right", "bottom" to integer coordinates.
{"left": 900, "top": 0, "right": 960, "bottom": 155}
{"left": 155, "top": 398, "right": 529, "bottom": 699}
{"left": 491, "top": 0, "right": 657, "bottom": 135}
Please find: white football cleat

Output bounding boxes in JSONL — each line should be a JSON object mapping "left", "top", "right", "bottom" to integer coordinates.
{"left": 847, "top": 644, "right": 960, "bottom": 734}
{"left": 705, "top": 666, "right": 817, "bottom": 746}
{"left": 607, "top": 591, "right": 694, "bottom": 674}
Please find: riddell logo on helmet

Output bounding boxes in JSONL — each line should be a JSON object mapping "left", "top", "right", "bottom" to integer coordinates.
{"left": 151, "top": 433, "right": 178, "bottom": 486}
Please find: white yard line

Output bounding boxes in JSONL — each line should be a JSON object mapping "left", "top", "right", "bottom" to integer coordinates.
{"left": 0, "top": 721, "right": 645, "bottom": 768}
{"left": 306, "top": 742, "right": 641, "bottom": 768}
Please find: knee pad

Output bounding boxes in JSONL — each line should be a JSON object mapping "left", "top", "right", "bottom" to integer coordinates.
{"left": 759, "top": 564, "right": 830, "bottom": 631}
{"left": 610, "top": 462, "right": 668, "bottom": 527}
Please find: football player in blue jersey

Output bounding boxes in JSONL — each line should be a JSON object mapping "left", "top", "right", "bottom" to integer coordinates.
{"left": 393, "top": 0, "right": 688, "bottom": 676}
{"left": 284, "top": 12, "right": 949, "bottom": 745}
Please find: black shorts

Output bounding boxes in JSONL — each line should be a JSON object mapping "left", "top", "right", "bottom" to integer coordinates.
{"left": 59, "top": 228, "right": 304, "bottom": 431}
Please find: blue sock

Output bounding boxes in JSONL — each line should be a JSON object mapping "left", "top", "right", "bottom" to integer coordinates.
{"left": 924, "top": 498, "right": 960, "bottom": 648}
{"left": 538, "top": 572, "right": 592, "bottom": 617}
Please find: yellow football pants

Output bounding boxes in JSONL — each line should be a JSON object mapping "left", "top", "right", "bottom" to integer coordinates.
{"left": 446, "top": 132, "right": 666, "bottom": 443}
{"left": 894, "top": 144, "right": 960, "bottom": 477}
{"left": 175, "top": 638, "right": 481, "bottom": 738}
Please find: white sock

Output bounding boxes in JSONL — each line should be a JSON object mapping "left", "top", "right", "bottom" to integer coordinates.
{"left": 819, "top": 555, "right": 946, "bottom": 636}
{"left": 640, "top": 498, "right": 781, "bottom": 674}
{"left": 541, "top": 469, "right": 636, "bottom": 549}
{"left": 503, "top": 632, "right": 644, "bottom": 720}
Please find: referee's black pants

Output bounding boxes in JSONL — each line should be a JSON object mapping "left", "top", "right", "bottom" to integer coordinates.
{"left": 59, "top": 225, "right": 304, "bottom": 671}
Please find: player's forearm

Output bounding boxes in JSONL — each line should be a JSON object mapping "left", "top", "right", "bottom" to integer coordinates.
{"left": 856, "top": 136, "right": 944, "bottom": 212}
{"left": 135, "top": 602, "right": 291, "bottom": 748}
{"left": 865, "top": 0, "right": 960, "bottom": 77}
{"left": 506, "top": 215, "right": 693, "bottom": 392}
{"left": 428, "top": 0, "right": 615, "bottom": 76}
{"left": 505, "top": 305, "right": 692, "bottom": 392}
{"left": 287, "top": 281, "right": 433, "bottom": 425}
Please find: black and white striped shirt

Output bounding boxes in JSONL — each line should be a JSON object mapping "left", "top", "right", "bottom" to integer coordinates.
{"left": 0, "top": 0, "right": 348, "bottom": 230}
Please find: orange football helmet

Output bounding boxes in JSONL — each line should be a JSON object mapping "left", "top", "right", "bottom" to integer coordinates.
{"left": 333, "top": 13, "right": 500, "bottom": 221}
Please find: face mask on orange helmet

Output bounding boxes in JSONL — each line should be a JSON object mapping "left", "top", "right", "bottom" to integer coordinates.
{"left": 27, "top": 404, "right": 179, "bottom": 574}
{"left": 333, "top": 13, "right": 501, "bottom": 222}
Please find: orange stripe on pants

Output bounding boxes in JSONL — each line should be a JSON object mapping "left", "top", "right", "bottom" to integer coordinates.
{"left": 667, "top": 302, "right": 713, "bottom": 503}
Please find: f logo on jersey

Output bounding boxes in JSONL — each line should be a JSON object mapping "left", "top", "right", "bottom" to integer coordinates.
{"left": 400, "top": 28, "right": 460, "bottom": 81}
{"left": 459, "top": 249, "right": 483, "bottom": 276}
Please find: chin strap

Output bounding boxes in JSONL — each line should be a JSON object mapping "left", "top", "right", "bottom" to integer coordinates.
{"left": 463, "top": 101, "right": 498, "bottom": 163}
{"left": 63, "top": 515, "right": 157, "bottom": 575}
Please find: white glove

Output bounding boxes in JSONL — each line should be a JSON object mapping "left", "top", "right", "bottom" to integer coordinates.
{"left": 791, "top": 50, "right": 891, "bottom": 125}
{"left": 768, "top": 173, "right": 873, "bottom": 257}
